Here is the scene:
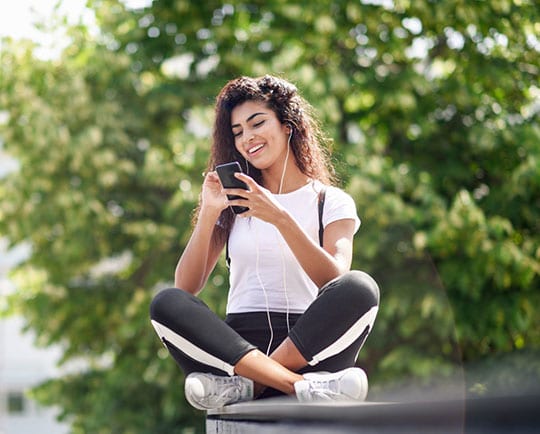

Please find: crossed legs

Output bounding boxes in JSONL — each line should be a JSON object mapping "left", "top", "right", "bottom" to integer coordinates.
{"left": 150, "top": 270, "right": 380, "bottom": 397}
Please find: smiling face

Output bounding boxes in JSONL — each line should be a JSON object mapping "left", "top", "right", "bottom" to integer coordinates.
{"left": 231, "top": 100, "right": 291, "bottom": 171}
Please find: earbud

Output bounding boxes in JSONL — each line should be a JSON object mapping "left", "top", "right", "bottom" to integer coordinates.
{"left": 287, "top": 123, "right": 293, "bottom": 139}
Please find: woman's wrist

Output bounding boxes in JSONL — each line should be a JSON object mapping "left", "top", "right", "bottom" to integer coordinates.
{"left": 273, "top": 207, "right": 294, "bottom": 232}
{"left": 197, "top": 204, "right": 222, "bottom": 225}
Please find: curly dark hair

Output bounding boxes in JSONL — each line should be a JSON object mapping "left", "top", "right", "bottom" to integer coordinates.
{"left": 199, "top": 75, "right": 336, "bottom": 245}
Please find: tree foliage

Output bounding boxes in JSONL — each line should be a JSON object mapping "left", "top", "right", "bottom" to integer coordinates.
{"left": 1, "top": 0, "right": 539, "bottom": 432}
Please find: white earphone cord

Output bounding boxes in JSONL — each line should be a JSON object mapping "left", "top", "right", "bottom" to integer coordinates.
{"left": 278, "top": 129, "right": 292, "bottom": 195}
{"left": 278, "top": 129, "right": 292, "bottom": 333}
{"left": 255, "top": 128, "right": 293, "bottom": 356}
{"left": 254, "top": 223, "right": 274, "bottom": 356}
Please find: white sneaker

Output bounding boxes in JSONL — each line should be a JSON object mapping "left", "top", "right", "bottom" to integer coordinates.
{"left": 294, "top": 367, "right": 368, "bottom": 402}
{"left": 184, "top": 372, "right": 254, "bottom": 410}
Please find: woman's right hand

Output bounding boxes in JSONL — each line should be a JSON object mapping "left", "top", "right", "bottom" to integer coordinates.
{"left": 200, "top": 171, "right": 228, "bottom": 213}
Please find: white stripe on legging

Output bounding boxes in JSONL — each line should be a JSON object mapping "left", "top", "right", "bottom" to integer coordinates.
{"left": 151, "top": 319, "right": 235, "bottom": 376}
{"left": 308, "top": 305, "right": 379, "bottom": 366}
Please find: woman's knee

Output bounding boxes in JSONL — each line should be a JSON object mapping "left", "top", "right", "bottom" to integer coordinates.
{"left": 332, "top": 270, "right": 380, "bottom": 308}
{"left": 149, "top": 287, "right": 191, "bottom": 322}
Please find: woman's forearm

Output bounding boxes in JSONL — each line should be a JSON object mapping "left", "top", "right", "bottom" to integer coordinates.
{"left": 174, "top": 207, "right": 223, "bottom": 294}
{"left": 273, "top": 211, "right": 352, "bottom": 289}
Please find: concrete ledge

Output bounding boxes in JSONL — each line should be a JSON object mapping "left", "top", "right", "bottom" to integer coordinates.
{"left": 207, "top": 394, "right": 540, "bottom": 433}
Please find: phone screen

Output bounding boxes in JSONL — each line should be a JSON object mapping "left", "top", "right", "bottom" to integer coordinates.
{"left": 215, "top": 162, "right": 249, "bottom": 214}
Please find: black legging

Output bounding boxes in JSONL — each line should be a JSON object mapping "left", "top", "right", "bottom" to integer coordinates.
{"left": 150, "top": 270, "right": 379, "bottom": 396}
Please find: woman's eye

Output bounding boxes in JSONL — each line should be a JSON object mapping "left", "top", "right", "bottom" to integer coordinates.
{"left": 233, "top": 131, "right": 242, "bottom": 138}
{"left": 254, "top": 120, "right": 265, "bottom": 128}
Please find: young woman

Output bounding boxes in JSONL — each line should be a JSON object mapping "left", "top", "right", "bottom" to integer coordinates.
{"left": 150, "top": 75, "right": 380, "bottom": 410}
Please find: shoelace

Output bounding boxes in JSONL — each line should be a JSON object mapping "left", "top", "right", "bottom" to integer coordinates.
{"left": 202, "top": 377, "right": 243, "bottom": 405}
{"left": 307, "top": 379, "right": 341, "bottom": 400}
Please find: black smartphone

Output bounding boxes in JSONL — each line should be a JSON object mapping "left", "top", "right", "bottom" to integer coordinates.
{"left": 215, "top": 162, "right": 249, "bottom": 214}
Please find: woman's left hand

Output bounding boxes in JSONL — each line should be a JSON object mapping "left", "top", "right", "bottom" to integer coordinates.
{"left": 224, "top": 173, "right": 286, "bottom": 223}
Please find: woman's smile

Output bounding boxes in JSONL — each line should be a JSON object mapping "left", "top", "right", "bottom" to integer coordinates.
{"left": 247, "top": 143, "right": 265, "bottom": 157}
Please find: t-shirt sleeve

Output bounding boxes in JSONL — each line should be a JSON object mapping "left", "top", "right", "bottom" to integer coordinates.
{"left": 322, "top": 186, "right": 361, "bottom": 234}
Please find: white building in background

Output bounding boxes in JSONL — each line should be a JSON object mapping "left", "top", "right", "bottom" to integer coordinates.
{"left": 0, "top": 243, "right": 69, "bottom": 434}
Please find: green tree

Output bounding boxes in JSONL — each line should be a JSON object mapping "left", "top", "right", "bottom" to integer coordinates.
{"left": 1, "top": 0, "right": 539, "bottom": 432}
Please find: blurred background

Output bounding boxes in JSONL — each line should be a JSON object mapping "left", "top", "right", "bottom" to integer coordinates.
{"left": 0, "top": 0, "right": 539, "bottom": 433}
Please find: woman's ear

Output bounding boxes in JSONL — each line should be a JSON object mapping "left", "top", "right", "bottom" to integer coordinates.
{"left": 286, "top": 123, "right": 293, "bottom": 137}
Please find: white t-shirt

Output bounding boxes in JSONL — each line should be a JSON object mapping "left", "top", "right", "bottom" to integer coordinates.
{"left": 226, "top": 180, "right": 360, "bottom": 314}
